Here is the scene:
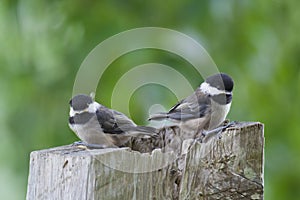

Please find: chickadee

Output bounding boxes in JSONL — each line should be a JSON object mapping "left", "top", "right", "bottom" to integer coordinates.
{"left": 69, "top": 94, "right": 157, "bottom": 148}
{"left": 149, "top": 73, "right": 234, "bottom": 134}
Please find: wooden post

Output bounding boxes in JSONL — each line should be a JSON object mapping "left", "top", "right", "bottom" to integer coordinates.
{"left": 26, "top": 122, "right": 264, "bottom": 200}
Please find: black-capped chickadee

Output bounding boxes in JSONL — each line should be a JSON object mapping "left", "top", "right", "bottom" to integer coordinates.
{"left": 69, "top": 94, "right": 157, "bottom": 148}
{"left": 149, "top": 73, "right": 234, "bottom": 134}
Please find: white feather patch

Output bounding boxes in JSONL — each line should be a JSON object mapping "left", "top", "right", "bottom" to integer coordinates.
{"left": 88, "top": 102, "right": 101, "bottom": 113}
{"left": 200, "top": 82, "right": 226, "bottom": 95}
{"left": 69, "top": 102, "right": 101, "bottom": 117}
{"left": 69, "top": 107, "right": 76, "bottom": 117}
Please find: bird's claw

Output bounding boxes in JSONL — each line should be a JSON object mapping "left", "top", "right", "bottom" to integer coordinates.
{"left": 151, "top": 133, "right": 160, "bottom": 139}
{"left": 72, "top": 141, "right": 86, "bottom": 146}
{"left": 222, "top": 121, "right": 237, "bottom": 130}
{"left": 197, "top": 121, "right": 237, "bottom": 143}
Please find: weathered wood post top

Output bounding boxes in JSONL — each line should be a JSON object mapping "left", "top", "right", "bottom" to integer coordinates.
{"left": 26, "top": 122, "right": 264, "bottom": 200}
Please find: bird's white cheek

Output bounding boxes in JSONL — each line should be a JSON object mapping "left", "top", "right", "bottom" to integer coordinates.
{"left": 69, "top": 108, "right": 76, "bottom": 117}
{"left": 88, "top": 102, "right": 101, "bottom": 113}
{"left": 200, "top": 82, "right": 225, "bottom": 95}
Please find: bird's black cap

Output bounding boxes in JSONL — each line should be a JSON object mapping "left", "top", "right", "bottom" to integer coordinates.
{"left": 205, "top": 73, "right": 234, "bottom": 92}
{"left": 69, "top": 94, "right": 93, "bottom": 111}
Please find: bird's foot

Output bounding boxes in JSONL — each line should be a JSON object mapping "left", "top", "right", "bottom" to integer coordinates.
{"left": 197, "top": 121, "right": 237, "bottom": 143}
{"left": 151, "top": 132, "right": 161, "bottom": 139}
{"left": 72, "top": 141, "right": 106, "bottom": 149}
{"left": 221, "top": 119, "right": 231, "bottom": 126}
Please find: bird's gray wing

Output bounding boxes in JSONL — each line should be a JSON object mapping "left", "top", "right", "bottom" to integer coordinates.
{"left": 111, "top": 110, "right": 157, "bottom": 135}
{"left": 96, "top": 107, "right": 157, "bottom": 136}
{"left": 167, "top": 90, "right": 211, "bottom": 120}
{"left": 96, "top": 107, "right": 136, "bottom": 135}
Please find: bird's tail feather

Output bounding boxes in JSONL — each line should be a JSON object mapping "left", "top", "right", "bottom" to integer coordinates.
{"left": 148, "top": 113, "right": 168, "bottom": 121}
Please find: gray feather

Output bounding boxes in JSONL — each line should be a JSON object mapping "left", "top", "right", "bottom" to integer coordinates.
{"left": 148, "top": 113, "right": 169, "bottom": 121}
{"left": 149, "top": 90, "right": 211, "bottom": 121}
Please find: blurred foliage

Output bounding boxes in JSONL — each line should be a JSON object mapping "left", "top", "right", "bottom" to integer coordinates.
{"left": 1, "top": 0, "right": 300, "bottom": 199}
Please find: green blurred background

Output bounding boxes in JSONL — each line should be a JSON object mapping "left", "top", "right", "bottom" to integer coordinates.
{"left": 1, "top": 0, "right": 300, "bottom": 199}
